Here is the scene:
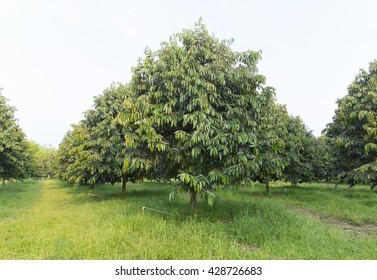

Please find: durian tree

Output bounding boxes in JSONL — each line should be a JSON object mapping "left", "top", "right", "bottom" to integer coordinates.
{"left": 119, "top": 20, "right": 276, "bottom": 209}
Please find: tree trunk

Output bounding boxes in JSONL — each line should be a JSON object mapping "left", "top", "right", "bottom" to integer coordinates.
{"left": 121, "top": 172, "right": 128, "bottom": 194}
{"left": 265, "top": 177, "right": 270, "bottom": 193}
{"left": 2, "top": 179, "right": 4, "bottom": 186}
{"left": 190, "top": 189, "right": 197, "bottom": 213}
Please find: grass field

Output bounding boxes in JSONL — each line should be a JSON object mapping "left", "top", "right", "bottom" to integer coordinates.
{"left": 0, "top": 179, "right": 376, "bottom": 260}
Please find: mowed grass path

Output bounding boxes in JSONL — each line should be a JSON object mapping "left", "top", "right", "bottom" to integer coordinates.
{"left": 0, "top": 180, "right": 376, "bottom": 259}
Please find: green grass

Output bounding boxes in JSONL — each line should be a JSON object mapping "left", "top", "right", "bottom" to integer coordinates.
{"left": 0, "top": 179, "right": 376, "bottom": 259}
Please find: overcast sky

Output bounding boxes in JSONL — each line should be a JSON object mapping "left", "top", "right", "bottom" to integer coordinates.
{"left": 1, "top": 0, "right": 376, "bottom": 147}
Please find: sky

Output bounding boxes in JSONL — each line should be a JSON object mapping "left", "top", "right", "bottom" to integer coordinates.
{"left": 1, "top": 0, "right": 376, "bottom": 148}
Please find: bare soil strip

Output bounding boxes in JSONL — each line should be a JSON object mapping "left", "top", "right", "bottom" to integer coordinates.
{"left": 293, "top": 207, "right": 377, "bottom": 236}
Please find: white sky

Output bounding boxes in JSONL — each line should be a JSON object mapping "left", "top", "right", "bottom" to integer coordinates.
{"left": 1, "top": 0, "right": 376, "bottom": 147}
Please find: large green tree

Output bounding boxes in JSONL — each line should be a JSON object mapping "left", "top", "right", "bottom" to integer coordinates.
{"left": 119, "top": 20, "right": 276, "bottom": 209}
{"left": 0, "top": 91, "right": 29, "bottom": 184}
{"left": 325, "top": 60, "right": 377, "bottom": 188}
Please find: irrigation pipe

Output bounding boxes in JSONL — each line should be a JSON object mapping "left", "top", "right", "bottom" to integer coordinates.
{"left": 142, "top": 206, "right": 172, "bottom": 216}
{"left": 87, "top": 193, "right": 103, "bottom": 198}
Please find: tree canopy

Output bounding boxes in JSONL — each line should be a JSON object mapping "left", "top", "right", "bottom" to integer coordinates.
{"left": 0, "top": 92, "right": 29, "bottom": 183}
{"left": 55, "top": 83, "right": 146, "bottom": 192}
{"left": 255, "top": 103, "right": 327, "bottom": 190}
{"left": 325, "top": 60, "right": 377, "bottom": 188}
{"left": 27, "top": 141, "right": 57, "bottom": 179}
{"left": 118, "top": 20, "right": 277, "bottom": 208}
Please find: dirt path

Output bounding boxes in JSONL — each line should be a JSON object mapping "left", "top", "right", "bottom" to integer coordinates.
{"left": 293, "top": 207, "right": 377, "bottom": 236}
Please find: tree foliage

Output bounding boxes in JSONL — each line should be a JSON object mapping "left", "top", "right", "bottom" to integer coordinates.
{"left": 255, "top": 103, "right": 326, "bottom": 189}
{"left": 282, "top": 115, "right": 326, "bottom": 186}
{"left": 0, "top": 92, "right": 29, "bottom": 183}
{"left": 27, "top": 141, "right": 57, "bottom": 179}
{"left": 55, "top": 122, "right": 92, "bottom": 186}
{"left": 119, "top": 20, "right": 276, "bottom": 208}
{"left": 55, "top": 84, "right": 144, "bottom": 192}
{"left": 325, "top": 60, "right": 377, "bottom": 188}
{"left": 253, "top": 103, "right": 285, "bottom": 192}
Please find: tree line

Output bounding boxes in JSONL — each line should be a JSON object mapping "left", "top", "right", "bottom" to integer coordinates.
{"left": 0, "top": 88, "right": 57, "bottom": 184}
{"left": 53, "top": 21, "right": 329, "bottom": 209}
{"left": 1, "top": 21, "right": 376, "bottom": 209}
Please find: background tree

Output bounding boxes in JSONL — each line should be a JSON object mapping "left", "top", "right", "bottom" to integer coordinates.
{"left": 255, "top": 103, "right": 326, "bottom": 190}
{"left": 324, "top": 59, "right": 377, "bottom": 188}
{"left": 55, "top": 129, "right": 73, "bottom": 182}
{"left": 120, "top": 20, "right": 276, "bottom": 210}
{"left": 281, "top": 115, "right": 326, "bottom": 186}
{"left": 27, "top": 141, "right": 57, "bottom": 179}
{"left": 0, "top": 92, "right": 29, "bottom": 184}
{"left": 254, "top": 103, "right": 286, "bottom": 192}
{"left": 282, "top": 116, "right": 309, "bottom": 185}
{"left": 81, "top": 83, "right": 142, "bottom": 193}
{"left": 315, "top": 136, "right": 337, "bottom": 182}
{"left": 55, "top": 84, "right": 147, "bottom": 193}
{"left": 55, "top": 122, "right": 93, "bottom": 187}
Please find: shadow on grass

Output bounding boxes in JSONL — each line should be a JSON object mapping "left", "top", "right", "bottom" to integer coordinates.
{"left": 237, "top": 183, "right": 376, "bottom": 198}
{"left": 0, "top": 180, "right": 39, "bottom": 194}
{"left": 55, "top": 180, "right": 377, "bottom": 227}
{"left": 65, "top": 183, "right": 260, "bottom": 223}
{"left": 59, "top": 182, "right": 174, "bottom": 207}
{"left": 0, "top": 185, "right": 29, "bottom": 194}
{"left": 0, "top": 180, "right": 42, "bottom": 218}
